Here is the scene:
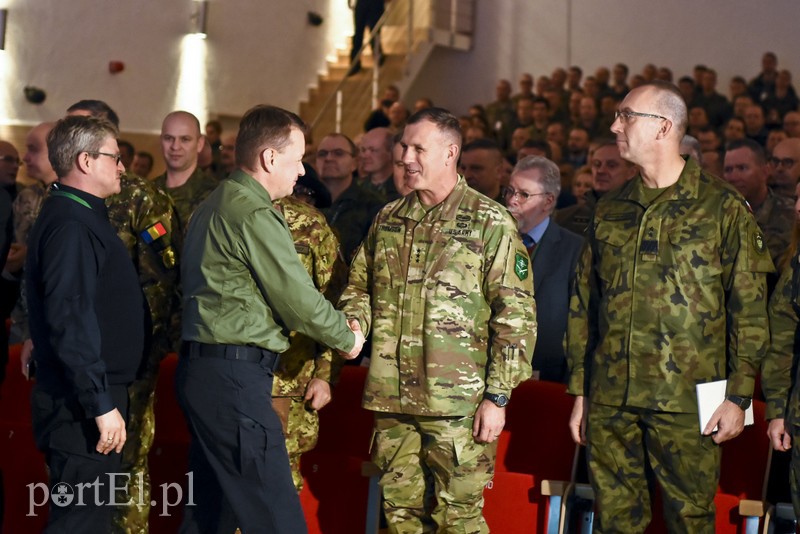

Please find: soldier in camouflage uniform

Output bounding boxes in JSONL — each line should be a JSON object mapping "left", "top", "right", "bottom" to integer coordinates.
{"left": 66, "top": 100, "right": 181, "bottom": 533}
{"left": 567, "top": 82, "right": 773, "bottom": 533}
{"left": 272, "top": 194, "right": 346, "bottom": 491}
{"left": 722, "top": 138, "right": 795, "bottom": 273}
{"left": 106, "top": 173, "right": 179, "bottom": 533}
{"left": 554, "top": 140, "right": 636, "bottom": 235}
{"left": 339, "top": 108, "right": 536, "bottom": 533}
{"left": 10, "top": 122, "right": 57, "bottom": 349}
{"left": 153, "top": 111, "right": 218, "bottom": 237}
{"left": 761, "top": 182, "right": 800, "bottom": 519}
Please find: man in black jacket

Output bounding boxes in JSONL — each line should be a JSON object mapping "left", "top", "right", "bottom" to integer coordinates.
{"left": 26, "top": 115, "right": 147, "bottom": 531}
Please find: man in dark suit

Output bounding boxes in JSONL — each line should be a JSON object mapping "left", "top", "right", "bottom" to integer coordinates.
{"left": 504, "top": 155, "right": 583, "bottom": 382}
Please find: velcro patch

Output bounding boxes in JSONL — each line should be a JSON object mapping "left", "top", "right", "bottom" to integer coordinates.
{"left": 514, "top": 252, "right": 529, "bottom": 280}
{"left": 141, "top": 222, "right": 167, "bottom": 243}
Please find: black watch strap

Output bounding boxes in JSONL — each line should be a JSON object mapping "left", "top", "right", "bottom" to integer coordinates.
{"left": 725, "top": 395, "right": 751, "bottom": 410}
{"left": 483, "top": 392, "right": 509, "bottom": 407}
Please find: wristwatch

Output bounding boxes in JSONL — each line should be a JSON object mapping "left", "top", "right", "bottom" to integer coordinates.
{"left": 483, "top": 392, "right": 509, "bottom": 408}
{"left": 725, "top": 395, "right": 751, "bottom": 410}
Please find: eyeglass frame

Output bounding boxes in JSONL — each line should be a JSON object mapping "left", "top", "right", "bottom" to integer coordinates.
{"left": 502, "top": 186, "right": 551, "bottom": 204}
{"left": 614, "top": 110, "right": 668, "bottom": 122}
{"left": 86, "top": 151, "right": 122, "bottom": 165}
{"left": 769, "top": 156, "right": 797, "bottom": 168}
{"left": 316, "top": 148, "right": 354, "bottom": 159}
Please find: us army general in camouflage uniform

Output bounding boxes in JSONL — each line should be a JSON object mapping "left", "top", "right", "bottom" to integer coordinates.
{"left": 762, "top": 242, "right": 800, "bottom": 518}
{"left": 567, "top": 82, "right": 773, "bottom": 533}
{"left": 340, "top": 108, "right": 536, "bottom": 533}
{"left": 108, "top": 172, "right": 179, "bottom": 533}
{"left": 272, "top": 195, "right": 346, "bottom": 492}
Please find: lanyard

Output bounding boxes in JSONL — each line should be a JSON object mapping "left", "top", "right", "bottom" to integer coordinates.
{"left": 50, "top": 190, "right": 92, "bottom": 210}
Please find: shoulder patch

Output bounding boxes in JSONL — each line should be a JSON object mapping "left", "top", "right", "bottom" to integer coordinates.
{"left": 514, "top": 252, "right": 529, "bottom": 280}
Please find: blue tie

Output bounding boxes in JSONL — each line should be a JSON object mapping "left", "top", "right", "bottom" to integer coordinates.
{"left": 521, "top": 234, "right": 536, "bottom": 256}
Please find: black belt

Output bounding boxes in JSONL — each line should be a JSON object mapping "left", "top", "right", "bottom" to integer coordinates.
{"left": 182, "top": 341, "right": 280, "bottom": 370}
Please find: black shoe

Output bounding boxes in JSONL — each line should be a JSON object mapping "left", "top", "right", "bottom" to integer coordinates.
{"left": 347, "top": 61, "right": 362, "bottom": 76}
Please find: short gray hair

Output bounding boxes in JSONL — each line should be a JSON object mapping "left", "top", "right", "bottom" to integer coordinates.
{"left": 680, "top": 134, "right": 703, "bottom": 164}
{"left": 512, "top": 155, "right": 561, "bottom": 211}
{"left": 47, "top": 115, "right": 119, "bottom": 178}
{"left": 645, "top": 81, "right": 688, "bottom": 138}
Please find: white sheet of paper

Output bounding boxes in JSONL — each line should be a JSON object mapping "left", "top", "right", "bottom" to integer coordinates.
{"left": 696, "top": 379, "right": 754, "bottom": 433}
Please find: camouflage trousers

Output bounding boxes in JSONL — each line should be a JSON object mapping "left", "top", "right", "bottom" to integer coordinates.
{"left": 372, "top": 413, "right": 497, "bottom": 534}
{"left": 586, "top": 403, "right": 720, "bottom": 534}
{"left": 111, "top": 371, "right": 159, "bottom": 533}
{"left": 272, "top": 396, "right": 320, "bottom": 492}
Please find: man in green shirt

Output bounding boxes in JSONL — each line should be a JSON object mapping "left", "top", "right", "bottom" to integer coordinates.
{"left": 178, "top": 105, "right": 365, "bottom": 533}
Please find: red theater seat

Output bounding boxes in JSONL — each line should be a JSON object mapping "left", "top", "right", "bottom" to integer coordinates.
{"left": 483, "top": 379, "right": 576, "bottom": 533}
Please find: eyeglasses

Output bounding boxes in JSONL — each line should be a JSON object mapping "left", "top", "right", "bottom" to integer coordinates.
{"left": 503, "top": 186, "right": 549, "bottom": 204}
{"left": 87, "top": 151, "right": 122, "bottom": 165}
{"left": 614, "top": 110, "right": 668, "bottom": 122}
{"left": 769, "top": 156, "right": 796, "bottom": 168}
{"left": 0, "top": 155, "right": 21, "bottom": 165}
{"left": 316, "top": 148, "right": 353, "bottom": 159}
{"left": 359, "top": 146, "right": 384, "bottom": 155}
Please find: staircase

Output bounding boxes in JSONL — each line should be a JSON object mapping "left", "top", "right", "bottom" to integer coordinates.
{"left": 299, "top": 0, "right": 474, "bottom": 143}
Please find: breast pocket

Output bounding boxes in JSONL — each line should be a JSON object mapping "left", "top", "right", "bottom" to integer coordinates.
{"left": 593, "top": 222, "right": 633, "bottom": 290}
{"left": 662, "top": 221, "right": 724, "bottom": 313}
{"left": 424, "top": 239, "right": 483, "bottom": 301}
{"left": 664, "top": 222, "right": 723, "bottom": 283}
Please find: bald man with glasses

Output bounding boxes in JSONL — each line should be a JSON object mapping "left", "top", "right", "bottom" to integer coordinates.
{"left": 567, "top": 81, "right": 772, "bottom": 532}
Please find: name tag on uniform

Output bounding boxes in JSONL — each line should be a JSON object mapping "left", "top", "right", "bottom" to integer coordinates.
{"left": 443, "top": 228, "right": 479, "bottom": 238}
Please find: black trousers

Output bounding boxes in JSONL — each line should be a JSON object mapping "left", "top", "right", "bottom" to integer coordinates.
{"left": 31, "top": 384, "right": 129, "bottom": 533}
{"left": 176, "top": 346, "right": 306, "bottom": 534}
{"left": 350, "top": 0, "right": 384, "bottom": 62}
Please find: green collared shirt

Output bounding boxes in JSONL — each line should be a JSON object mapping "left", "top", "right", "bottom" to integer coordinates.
{"left": 181, "top": 170, "right": 355, "bottom": 354}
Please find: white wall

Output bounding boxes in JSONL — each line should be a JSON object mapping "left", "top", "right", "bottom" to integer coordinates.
{"left": 407, "top": 0, "right": 800, "bottom": 115}
{"left": 0, "top": 0, "right": 353, "bottom": 133}
{"left": 1, "top": 0, "right": 797, "bottom": 133}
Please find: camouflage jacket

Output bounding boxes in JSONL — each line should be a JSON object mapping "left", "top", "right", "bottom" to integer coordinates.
{"left": 361, "top": 175, "right": 400, "bottom": 204}
{"left": 12, "top": 182, "right": 47, "bottom": 246}
{"left": 761, "top": 257, "right": 800, "bottom": 425}
{"left": 323, "top": 181, "right": 384, "bottom": 263}
{"left": 9, "top": 183, "right": 48, "bottom": 339}
{"left": 567, "top": 158, "right": 773, "bottom": 412}
{"left": 753, "top": 189, "right": 794, "bottom": 271}
{"left": 272, "top": 196, "right": 347, "bottom": 397}
{"left": 340, "top": 176, "right": 536, "bottom": 416}
{"left": 106, "top": 173, "right": 180, "bottom": 370}
{"left": 153, "top": 167, "right": 218, "bottom": 237}
{"left": 554, "top": 189, "right": 601, "bottom": 235}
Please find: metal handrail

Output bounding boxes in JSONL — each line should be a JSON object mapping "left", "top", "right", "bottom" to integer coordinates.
{"left": 308, "top": 0, "right": 474, "bottom": 135}
{"left": 309, "top": 4, "right": 397, "bottom": 132}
